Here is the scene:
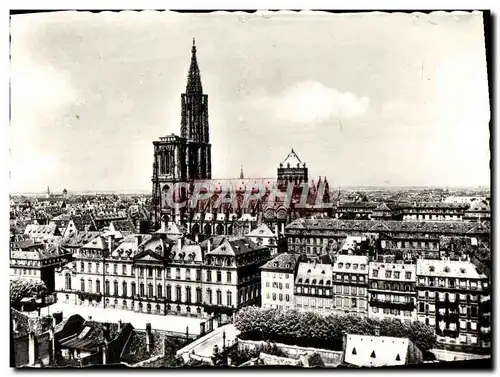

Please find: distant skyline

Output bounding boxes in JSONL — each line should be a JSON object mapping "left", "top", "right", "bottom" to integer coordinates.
{"left": 10, "top": 11, "right": 491, "bottom": 193}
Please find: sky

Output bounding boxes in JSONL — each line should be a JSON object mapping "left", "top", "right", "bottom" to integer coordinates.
{"left": 9, "top": 10, "right": 491, "bottom": 193}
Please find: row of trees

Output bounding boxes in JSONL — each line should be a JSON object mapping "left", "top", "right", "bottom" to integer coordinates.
{"left": 234, "top": 307, "right": 436, "bottom": 352}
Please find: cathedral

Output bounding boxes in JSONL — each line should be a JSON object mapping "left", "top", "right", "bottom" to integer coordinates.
{"left": 151, "top": 40, "right": 332, "bottom": 239}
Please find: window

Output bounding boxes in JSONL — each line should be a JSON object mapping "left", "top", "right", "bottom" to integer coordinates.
{"left": 207, "top": 271, "right": 212, "bottom": 282}
{"left": 217, "top": 271, "right": 222, "bottom": 282}
{"left": 157, "top": 284, "right": 163, "bottom": 298}
{"left": 285, "top": 283, "right": 289, "bottom": 289}
{"left": 405, "top": 272, "right": 411, "bottom": 280}
{"left": 176, "top": 268, "right": 181, "bottom": 279}
{"left": 65, "top": 273, "right": 72, "bottom": 290}
{"left": 207, "top": 289, "right": 213, "bottom": 304}
{"left": 227, "top": 291, "right": 232, "bottom": 306}
{"left": 372, "top": 306, "right": 378, "bottom": 313}
{"left": 122, "top": 281, "right": 127, "bottom": 297}
{"left": 343, "top": 286, "right": 349, "bottom": 294}
{"left": 372, "top": 270, "right": 378, "bottom": 277}
{"left": 139, "top": 283, "right": 144, "bottom": 296}
{"left": 80, "top": 278, "right": 85, "bottom": 292}
{"left": 186, "top": 287, "right": 192, "bottom": 303}
{"left": 114, "top": 280, "right": 119, "bottom": 295}
{"left": 139, "top": 267, "right": 144, "bottom": 277}
{"left": 272, "top": 293, "right": 277, "bottom": 301}
{"left": 88, "top": 262, "right": 92, "bottom": 273}
{"left": 336, "top": 285, "right": 342, "bottom": 294}
{"left": 122, "top": 265, "right": 127, "bottom": 275}
{"left": 88, "top": 279, "right": 92, "bottom": 292}
{"left": 394, "top": 271, "right": 400, "bottom": 279}
{"left": 131, "top": 282, "right": 136, "bottom": 296}
{"left": 351, "top": 286, "right": 357, "bottom": 295}
{"left": 166, "top": 269, "right": 171, "bottom": 279}
{"left": 196, "top": 269, "right": 201, "bottom": 281}
{"left": 105, "top": 263, "right": 110, "bottom": 273}
{"left": 216, "top": 290, "right": 222, "bottom": 305}
{"left": 114, "top": 264, "right": 118, "bottom": 274}
{"left": 351, "top": 275, "right": 357, "bottom": 282}
{"left": 386, "top": 271, "right": 392, "bottom": 279}
{"left": 166, "top": 285, "right": 171, "bottom": 300}
{"left": 147, "top": 268, "right": 153, "bottom": 278}
{"left": 196, "top": 288, "right": 202, "bottom": 303}
{"left": 185, "top": 269, "right": 191, "bottom": 280}
{"left": 336, "top": 274, "right": 341, "bottom": 281}
{"left": 266, "top": 281, "right": 270, "bottom": 287}
{"left": 105, "top": 280, "right": 110, "bottom": 295}
{"left": 176, "top": 286, "right": 181, "bottom": 301}
{"left": 227, "top": 272, "right": 232, "bottom": 283}
{"left": 351, "top": 298, "right": 357, "bottom": 308}
{"left": 80, "top": 262, "right": 85, "bottom": 272}
{"left": 286, "top": 294, "right": 290, "bottom": 302}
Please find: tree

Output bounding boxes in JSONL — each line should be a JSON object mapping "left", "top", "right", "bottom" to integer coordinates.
{"left": 10, "top": 279, "right": 48, "bottom": 309}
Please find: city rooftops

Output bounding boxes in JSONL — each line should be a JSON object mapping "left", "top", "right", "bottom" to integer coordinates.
{"left": 285, "top": 218, "right": 490, "bottom": 235}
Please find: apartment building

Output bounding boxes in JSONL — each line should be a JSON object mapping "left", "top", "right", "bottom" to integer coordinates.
{"left": 260, "top": 253, "right": 301, "bottom": 310}
{"left": 331, "top": 255, "right": 369, "bottom": 316}
{"left": 368, "top": 262, "right": 417, "bottom": 323}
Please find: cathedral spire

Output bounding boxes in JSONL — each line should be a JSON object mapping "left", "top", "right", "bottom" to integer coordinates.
{"left": 186, "top": 38, "right": 203, "bottom": 94}
{"left": 240, "top": 165, "right": 245, "bottom": 179}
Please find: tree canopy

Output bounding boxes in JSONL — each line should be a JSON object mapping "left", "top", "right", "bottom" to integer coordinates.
{"left": 235, "top": 307, "right": 436, "bottom": 352}
{"left": 10, "top": 279, "right": 48, "bottom": 309}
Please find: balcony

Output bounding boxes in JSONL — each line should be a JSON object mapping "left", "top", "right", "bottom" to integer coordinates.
{"left": 369, "top": 298, "right": 415, "bottom": 311}
{"left": 436, "top": 310, "right": 459, "bottom": 319}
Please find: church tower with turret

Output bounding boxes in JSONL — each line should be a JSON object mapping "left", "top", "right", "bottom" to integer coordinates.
{"left": 152, "top": 39, "right": 212, "bottom": 228}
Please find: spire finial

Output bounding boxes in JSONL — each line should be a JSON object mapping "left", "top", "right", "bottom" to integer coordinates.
{"left": 186, "top": 38, "right": 202, "bottom": 93}
{"left": 239, "top": 165, "right": 244, "bottom": 180}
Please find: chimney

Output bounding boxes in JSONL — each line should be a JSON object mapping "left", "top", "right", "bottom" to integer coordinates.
{"left": 207, "top": 239, "right": 211, "bottom": 252}
{"left": 374, "top": 325, "right": 380, "bottom": 337}
{"left": 107, "top": 234, "right": 115, "bottom": 252}
{"left": 135, "top": 235, "right": 142, "bottom": 249}
{"left": 178, "top": 237, "right": 184, "bottom": 251}
{"left": 146, "top": 323, "right": 152, "bottom": 353}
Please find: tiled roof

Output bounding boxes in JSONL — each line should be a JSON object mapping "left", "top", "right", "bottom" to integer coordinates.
{"left": 369, "top": 262, "right": 416, "bottom": 281}
{"left": 71, "top": 214, "right": 95, "bottom": 230}
{"left": 295, "top": 262, "right": 333, "bottom": 285}
{"left": 110, "top": 219, "right": 136, "bottom": 233}
{"left": 111, "top": 234, "right": 153, "bottom": 259}
{"left": 332, "top": 255, "right": 369, "bottom": 273}
{"left": 416, "top": 259, "right": 486, "bottom": 279}
{"left": 120, "top": 329, "right": 170, "bottom": 364}
{"left": 246, "top": 223, "right": 277, "bottom": 238}
{"left": 62, "top": 231, "right": 102, "bottom": 247}
{"left": 24, "top": 224, "right": 59, "bottom": 236}
{"left": 205, "top": 236, "right": 263, "bottom": 256}
{"left": 81, "top": 236, "right": 109, "bottom": 250}
{"left": 261, "top": 253, "right": 300, "bottom": 272}
{"left": 337, "top": 202, "right": 378, "bottom": 209}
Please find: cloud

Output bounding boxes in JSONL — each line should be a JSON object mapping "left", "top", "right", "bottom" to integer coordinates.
{"left": 273, "top": 80, "right": 370, "bottom": 124}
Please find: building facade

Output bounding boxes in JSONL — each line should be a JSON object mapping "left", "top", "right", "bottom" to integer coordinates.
{"left": 332, "top": 255, "right": 369, "bottom": 316}
{"left": 260, "top": 253, "right": 301, "bottom": 310}
{"left": 294, "top": 262, "right": 333, "bottom": 315}
{"left": 368, "top": 262, "right": 417, "bottom": 323}
{"left": 415, "top": 258, "right": 491, "bottom": 350}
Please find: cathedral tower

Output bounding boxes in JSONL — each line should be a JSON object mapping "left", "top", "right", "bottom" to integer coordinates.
{"left": 152, "top": 39, "right": 212, "bottom": 227}
{"left": 180, "top": 39, "right": 212, "bottom": 180}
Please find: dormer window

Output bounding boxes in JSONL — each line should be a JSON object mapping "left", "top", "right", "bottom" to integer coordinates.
{"left": 338, "top": 263, "right": 344, "bottom": 268}
{"left": 429, "top": 266, "right": 435, "bottom": 272}
{"left": 460, "top": 268, "right": 466, "bottom": 274}
{"left": 307, "top": 269, "right": 311, "bottom": 273}
{"left": 312, "top": 279, "right": 317, "bottom": 285}
{"left": 345, "top": 263, "right": 351, "bottom": 269}
{"left": 305, "top": 279, "right": 309, "bottom": 284}
{"left": 321, "top": 270, "right": 325, "bottom": 274}
{"left": 353, "top": 264, "right": 358, "bottom": 270}
{"left": 444, "top": 266, "right": 451, "bottom": 273}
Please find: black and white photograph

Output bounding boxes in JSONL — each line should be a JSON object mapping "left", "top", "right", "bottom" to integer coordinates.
{"left": 8, "top": 9, "right": 492, "bottom": 369}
